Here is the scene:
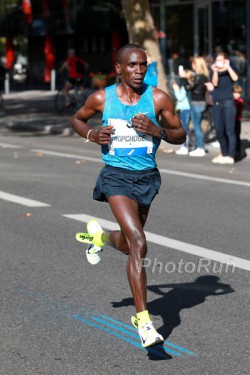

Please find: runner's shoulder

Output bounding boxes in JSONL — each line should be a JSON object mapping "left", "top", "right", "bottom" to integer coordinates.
{"left": 152, "top": 86, "right": 173, "bottom": 108}
{"left": 85, "top": 89, "right": 105, "bottom": 111}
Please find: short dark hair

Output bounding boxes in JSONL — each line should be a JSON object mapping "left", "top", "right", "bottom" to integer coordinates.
{"left": 116, "top": 43, "right": 145, "bottom": 63}
{"left": 215, "top": 51, "right": 227, "bottom": 59}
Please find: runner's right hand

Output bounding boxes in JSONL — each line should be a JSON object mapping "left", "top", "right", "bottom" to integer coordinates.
{"left": 93, "top": 126, "right": 114, "bottom": 145}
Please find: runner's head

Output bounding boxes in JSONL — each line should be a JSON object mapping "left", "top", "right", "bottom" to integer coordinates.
{"left": 116, "top": 44, "right": 146, "bottom": 64}
{"left": 115, "top": 44, "right": 147, "bottom": 89}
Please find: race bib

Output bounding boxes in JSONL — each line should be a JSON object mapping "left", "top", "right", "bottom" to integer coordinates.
{"left": 108, "top": 118, "right": 153, "bottom": 156}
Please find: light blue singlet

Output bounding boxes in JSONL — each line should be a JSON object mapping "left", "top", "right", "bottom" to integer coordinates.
{"left": 102, "top": 83, "right": 161, "bottom": 171}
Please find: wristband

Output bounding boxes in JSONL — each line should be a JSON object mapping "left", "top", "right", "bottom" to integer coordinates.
{"left": 85, "top": 129, "right": 94, "bottom": 143}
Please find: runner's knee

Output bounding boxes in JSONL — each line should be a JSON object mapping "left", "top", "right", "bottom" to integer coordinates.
{"left": 129, "top": 232, "right": 147, "bottom": 258}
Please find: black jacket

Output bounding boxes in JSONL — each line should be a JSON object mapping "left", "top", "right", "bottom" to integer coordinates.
{"left": 181, "top": 74, "right": 207, "bottom": 101}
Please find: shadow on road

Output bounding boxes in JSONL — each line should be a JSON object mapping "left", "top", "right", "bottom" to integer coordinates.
{"left": 111, "top": 275, "right": 234, "bottom": 360}
{"left": 235, "top": 138, "right": 250, "bottom": 162}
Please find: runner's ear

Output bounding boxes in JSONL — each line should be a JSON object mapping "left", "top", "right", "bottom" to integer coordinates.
{"left": 115, "top": 62, "right": 121, "bottom": 75}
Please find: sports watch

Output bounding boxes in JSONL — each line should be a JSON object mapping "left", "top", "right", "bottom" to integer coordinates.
{"left": 159, "top": 128, "right": 167, "bottom": 140}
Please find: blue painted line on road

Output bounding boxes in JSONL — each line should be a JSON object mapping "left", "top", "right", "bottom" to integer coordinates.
{"left": 72, "top": 314, "right": 142, "bottom": 348}
{"left": 92, "top": 316, "right": 139, "bottom": 337}
{"left": 164, "top": 341, "right": 197, "bottom": 356}
{"left": 16, "top": 287, "right": 71, "bottom": 310}
{"left": 100, "top": 314, "right": 138, "bottom": 331}
{"left": 91, "top": 316, "right": 182, "bottom": 357}
{"left": 100, "top": 315, "right": 197, "bottom": 356}
{"left": 71, "top": 314, "right": 169, "bottom": 359}
{"left": 15, "top": 286, "right": 197, "bottom": 358}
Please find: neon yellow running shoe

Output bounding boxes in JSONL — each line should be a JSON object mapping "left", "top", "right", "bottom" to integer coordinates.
{"left": 75, "top": 219, "right": 104, "bottom": 265}
{"left": 85, "top": 243, "right": 103, "bottom": 265}
{"left": 131, "top": 316, "right": 164, "bottom": 348}
{"left": 87, "top": 219, "right": 104, "bottom": 247}
{"left": 75, "top": 232, "right": 94, "bottom": 244}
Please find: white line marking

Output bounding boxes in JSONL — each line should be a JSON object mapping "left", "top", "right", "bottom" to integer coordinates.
{"left": 0, "top": 143, "right": 24, "bottom": 149}
{"left": 30, "top": 149, "right": 250, "bottom": 188}
{"left": 31, "top": 149, "right": 101, "bottom": 163}
{"left": 160, "top": 169, "right": 250, "bottom": 187}
{"left": 64, "top": 213, "right": 250, "bottom": 272}
{"left": 0, "top": 191, "right": 50, "bottom": 207}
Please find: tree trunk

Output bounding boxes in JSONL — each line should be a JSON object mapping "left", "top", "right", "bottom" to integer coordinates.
{"left": 121, "top": 0, "right": 168, "bottom": 92}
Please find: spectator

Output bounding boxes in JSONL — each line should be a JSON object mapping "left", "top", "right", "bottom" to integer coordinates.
{"left": 168, "top": 52, "right": 187, "bottom": 78}
{"left": 180, "top": 56, "right": 209, "bottom": 157}
{"left": 173, "top": 70, "right": 194, "bottom": 155}
{"left": 144, "top": 51, "right": 158, "bottom": 87}
{"left": 0, "top": 60, "right": 6, "bottom": 104}
{"left": 232, "top": 84, "right": 244, "bottom": 160}
{"left": 210, "top": 51, "right": 238, "bottom": 165}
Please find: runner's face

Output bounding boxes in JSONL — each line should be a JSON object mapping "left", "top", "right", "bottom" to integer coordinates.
{"left": 116, "top": 49, "right": 147, "bottom": 89}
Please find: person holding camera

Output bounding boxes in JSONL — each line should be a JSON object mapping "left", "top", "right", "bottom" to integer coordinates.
{"left": 210, "top": 51, "right": 238, "bottom": 164}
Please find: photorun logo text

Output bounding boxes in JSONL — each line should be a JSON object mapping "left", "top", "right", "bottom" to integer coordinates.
{"left": 141, "top": 257, "right": 236, "bottom": 274}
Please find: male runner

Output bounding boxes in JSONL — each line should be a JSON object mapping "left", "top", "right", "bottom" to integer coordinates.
{"left": 71, "top": 44, "right": 186, "bottom": 348}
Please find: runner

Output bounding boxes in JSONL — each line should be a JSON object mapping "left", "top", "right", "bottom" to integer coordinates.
{"left": 71, "top": 44, "right": 186, "bottom": 348}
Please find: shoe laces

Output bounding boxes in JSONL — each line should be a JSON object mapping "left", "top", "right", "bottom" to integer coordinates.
{"left": 87, "top": 244, "right": 102, "bottom": 254}
{"left": 141, "top": 321, "right": 153, "bottom": 331}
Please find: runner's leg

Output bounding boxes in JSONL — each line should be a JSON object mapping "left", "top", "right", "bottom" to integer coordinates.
{"left": 107, "top": 195, "right": 150, "bottom": 313}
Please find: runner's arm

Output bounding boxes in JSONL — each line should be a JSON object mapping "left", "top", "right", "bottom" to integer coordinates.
{"left": 71, "top": 90, "right": 113, "bottom": 145}
{"left": 157, "top": 90, "right": 186, "bottom": 144}
{"left": 131, "top": 89, "right": 186, "bottom": 144}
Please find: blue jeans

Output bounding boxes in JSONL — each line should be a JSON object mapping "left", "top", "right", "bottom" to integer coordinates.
{"left": 180, "top": 109, "right": 191, "bottom": 147}
{"left": 191, "top": 104, "right": 206, "bottom": 148}
{"left": 212, "top": 99, "right": 236, "bottom": 158}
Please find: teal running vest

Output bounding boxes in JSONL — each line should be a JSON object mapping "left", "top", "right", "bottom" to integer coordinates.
{"left": 102, "top": 83, "right": 161, "bottom": 170}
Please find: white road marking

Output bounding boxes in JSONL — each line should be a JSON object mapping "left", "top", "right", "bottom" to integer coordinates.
{"left": 30, "top": 149, "right": 250, "bottom": 188}
{"left": 0, "top": 143, "right": 24, "bottom": 149}
{"left": 160, "top": 169, "right": 250, "bottom": 187}
{"left": 31, "top": 149, "right": 100, "bottom": 163}
{"left": 0, "top": 191, "right": 50, "bottom": 207}
{"left": 64, "top": 213, "right": 250, "bottom": 272}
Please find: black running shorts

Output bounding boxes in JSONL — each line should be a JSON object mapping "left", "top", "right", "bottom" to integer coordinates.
{"left": 93, "top": 165, "right": 161, "bottom": 207}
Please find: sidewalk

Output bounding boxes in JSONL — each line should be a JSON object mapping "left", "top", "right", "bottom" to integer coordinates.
{"left": 0, "top": 90, "right": 249, "bottom": 156}
{"left": 0, "top": 90, "right": 95, "bottom": 136}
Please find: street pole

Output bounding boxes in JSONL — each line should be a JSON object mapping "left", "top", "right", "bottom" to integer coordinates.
{"left": 4, "top": 72, "right": 10, "bottom": 95}
{"left": 51, "top": 69, "right": 56, "bottom": 91}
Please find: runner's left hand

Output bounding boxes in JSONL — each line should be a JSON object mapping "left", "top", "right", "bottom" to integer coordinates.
{"left": 131, "top": 113, "right": 159, "bottom": 136}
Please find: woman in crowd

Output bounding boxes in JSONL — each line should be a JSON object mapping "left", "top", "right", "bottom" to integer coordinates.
{"left": 173, "top": 70, "right": 194, "bottom": 155}
{"left": 180, "top": 56, "right": 209, "bottom": 157}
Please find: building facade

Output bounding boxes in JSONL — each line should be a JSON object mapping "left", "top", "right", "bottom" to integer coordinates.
{"left": 0, "top": 0, "right": 249, "bottom": 95}
{"left": 151, "top": 0, "right": 249, "bottom": 93}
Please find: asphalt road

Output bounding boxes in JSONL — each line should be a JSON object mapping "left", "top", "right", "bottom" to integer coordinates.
{"left": 0, "top": 133, "right": 250, "bottom": 375}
